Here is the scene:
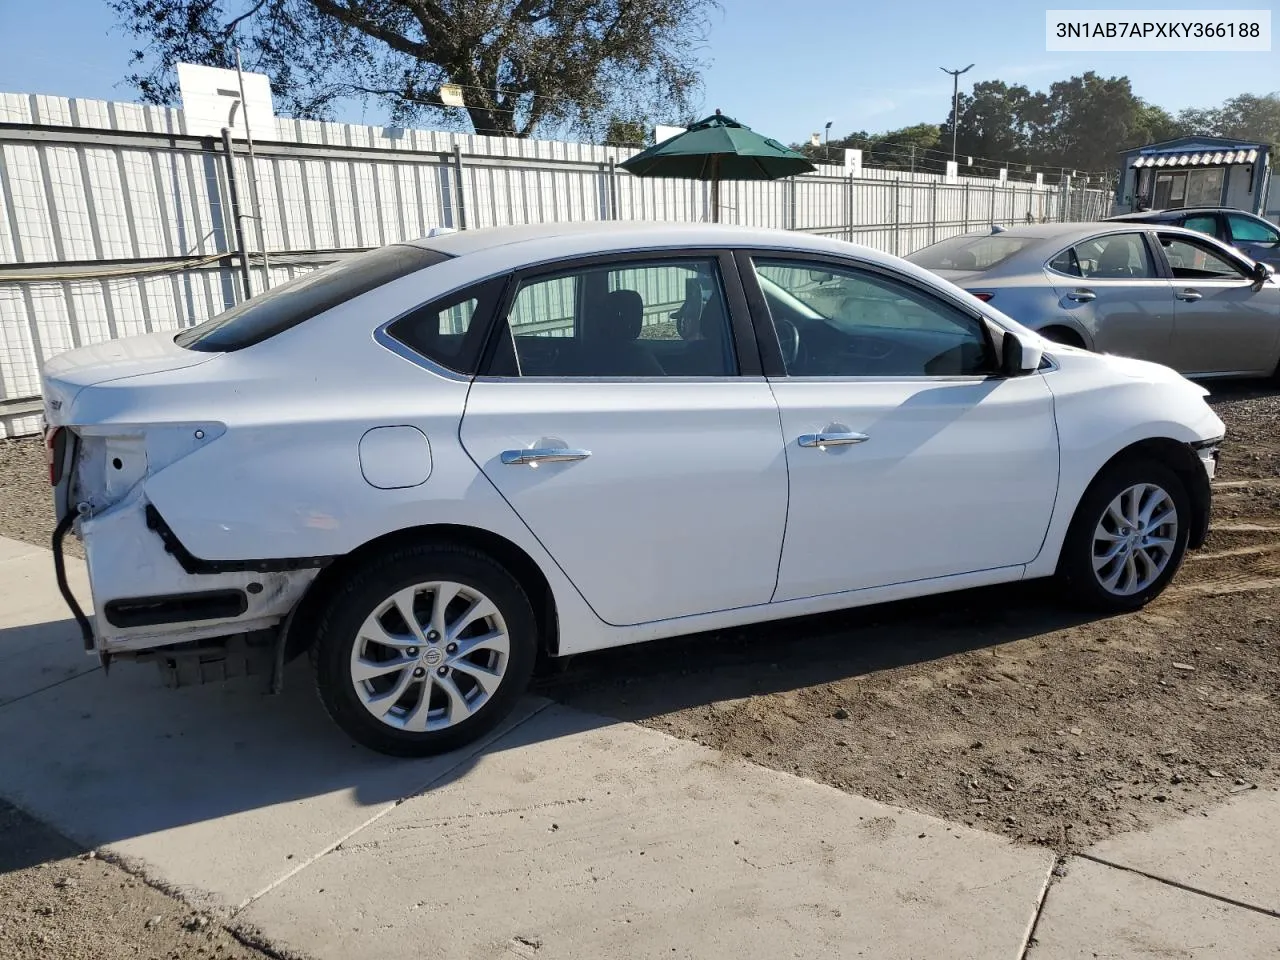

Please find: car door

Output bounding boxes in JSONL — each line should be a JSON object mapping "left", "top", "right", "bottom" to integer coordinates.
{"left": 1225, "top": 213, "right": 1280, "bottom": 268}
{"left": 1044, "top": 231, "right": 1178, "bottom": 367}
{"left": 739, "top": 253, "right": 1059, "bottom": 601}
{"left": 459, "top": 250, "right": 789, "bottom": 627}
{"left": 1153, "top": 231, "right": 1280, "bottom": 377}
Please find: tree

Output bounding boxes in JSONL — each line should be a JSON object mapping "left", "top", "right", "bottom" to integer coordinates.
{"left": 604, "top": 117, "right": 650, "bottom": 148}
{"left": 1179, "top": 93, "right": 1280, "bottom": 146}
{"left": 798, "top": 124, "right": 942, "bottom": 172}
{"left": 942, "top": 81, "right": 1034, "bottom": 171}
{"left": 110, "top": 0, "right": 714, "bottom": 139}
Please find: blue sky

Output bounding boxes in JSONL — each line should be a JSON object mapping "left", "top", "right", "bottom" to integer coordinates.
{"left": 0, "top": 0, "right": 1276, "bottom": 144}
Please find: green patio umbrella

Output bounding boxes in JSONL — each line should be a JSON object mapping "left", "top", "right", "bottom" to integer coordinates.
{"left": 619, "top": 110, "right": 816, "bottom": 222}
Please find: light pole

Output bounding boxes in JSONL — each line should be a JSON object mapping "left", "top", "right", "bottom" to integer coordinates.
{"left": 940, "top": 64, "right": 974, "bottom": 164}
{"left": 824, "top": 119, "right": 833, "bottom": 161}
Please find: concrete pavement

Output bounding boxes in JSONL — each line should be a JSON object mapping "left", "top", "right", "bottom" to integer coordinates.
{"left": 1, "top": 535, "right": 1277, "bottom": 958}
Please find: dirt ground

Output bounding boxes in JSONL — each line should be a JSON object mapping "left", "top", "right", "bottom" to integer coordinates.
{"left": 0, "top": 381, "right": 1277, "bottom": 956}
{"left": 0, "top": 800, "right": 273, "bottom": 960}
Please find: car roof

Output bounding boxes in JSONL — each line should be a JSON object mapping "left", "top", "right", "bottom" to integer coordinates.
{"left": 405, "top": 220, "right": 880, "bottom": 261}
{"left": 1109, "top": 207, "right": 1253, "bottom": 221}
{"left": 926, "top": 222, "right": 1225, "bottom": 245}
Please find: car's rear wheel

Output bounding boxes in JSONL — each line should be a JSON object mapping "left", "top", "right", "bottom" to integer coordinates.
{"left": 1058, "top": 458, "right": 1190, "bottom": 612}
{"left": 312, "top": 543, "right": 537, "bottom": 757}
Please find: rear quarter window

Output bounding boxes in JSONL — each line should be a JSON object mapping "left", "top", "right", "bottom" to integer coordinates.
{"left": 176, "top": 244, "right": 451, "bottom": 352}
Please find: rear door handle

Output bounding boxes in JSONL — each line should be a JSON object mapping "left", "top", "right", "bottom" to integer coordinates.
{"left": 798, "top": 431, "right": 869, "bottom": 448}
{"left": 501, "top": 447, "right": 591, "bottom": 465}
{"left": 1176, "top": 288, "right": 1203, "bottom": 302}
{"left": 1065, "top": 289, "right": 1096, "bottom": 303}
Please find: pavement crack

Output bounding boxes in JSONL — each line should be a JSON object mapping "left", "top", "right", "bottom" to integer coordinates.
{"left": 1075, "top": 852, "right": 1280, "bottom": 920}
{"left": 1017, "top": 855, "right": 1060, "bottom": 959}
{"left": 0, "top": 665, "right": 102, "bottom": 710}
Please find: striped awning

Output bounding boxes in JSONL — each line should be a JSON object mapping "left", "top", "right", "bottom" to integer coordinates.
{"left": 1132, "top": 148, "right": 1259, "bottom": 168}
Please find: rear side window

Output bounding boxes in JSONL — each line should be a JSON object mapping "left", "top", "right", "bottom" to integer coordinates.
{"left": 176, "top": 245, "right": 451, "bottom": 352}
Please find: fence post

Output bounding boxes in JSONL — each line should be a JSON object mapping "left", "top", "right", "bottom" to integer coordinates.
{"left": 892, "top": 179, "right": 901, "bottom": 255}
{"left": 991, "top": 182, "right": 997, "bottom": 226}
{"left": 846, "top": 174, "right": 854, "bottom": 241}
{"left": 219, "top": 128, "right": 252, "bottom": 302}
{"left": 963, "top": 182, "right": 970, "bottom": 232}
{"left": 452, "top": 144, "right": 468, "bottom": 229}
{"left": 608, "top": 158, "right": 619, "bottom": 220}
{"left": 789, "top": 176, "right": 798, "bottom": 231}
{"left": 930, "top": 180, "right": 937, "bottom": 245}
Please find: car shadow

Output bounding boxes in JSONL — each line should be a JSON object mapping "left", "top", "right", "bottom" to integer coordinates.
{"left": 0, "top": 581, "right": 1102, "bottom": 878}
{"left": 531, "top": 580, "right": 1101, "bottom": 720}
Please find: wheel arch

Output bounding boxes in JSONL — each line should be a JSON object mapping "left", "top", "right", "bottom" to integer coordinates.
{"left": 1076, "top": 436, "right": 1212, "bottom": 552}
{"left": 282, "top": 523, "right": 560, "bottom": 662}
{"left": 1039, "top": 323, "right": 1089, "bottom": 349}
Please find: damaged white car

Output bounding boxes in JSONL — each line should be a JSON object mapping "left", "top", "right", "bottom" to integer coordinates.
{"left": 43, "top": 222, "right": 1225, "bottom": 756}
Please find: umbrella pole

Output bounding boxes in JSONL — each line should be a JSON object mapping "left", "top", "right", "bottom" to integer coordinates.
{"left": 710, "top": 154, "right": 721, "bottom": 223}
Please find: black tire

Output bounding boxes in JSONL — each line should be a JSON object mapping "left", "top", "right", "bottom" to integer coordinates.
{"left": 1057, "top": 457, "right": 1191, "bottom": 613}
{"left": 311, "top": 542, "right": 538, "bottom": 757}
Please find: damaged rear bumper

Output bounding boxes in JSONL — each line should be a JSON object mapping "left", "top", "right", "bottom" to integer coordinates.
{"left": 54, "top": 491, "right": 326, "bottom": 656}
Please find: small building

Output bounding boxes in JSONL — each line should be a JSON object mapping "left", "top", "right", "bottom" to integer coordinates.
{"left": 1113, "top": 135, "right": 1276, "bottom": 220}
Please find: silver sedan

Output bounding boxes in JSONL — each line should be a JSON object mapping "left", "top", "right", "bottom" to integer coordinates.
{"left": 906, "top": 223, "right": 1280, "bottom": 379}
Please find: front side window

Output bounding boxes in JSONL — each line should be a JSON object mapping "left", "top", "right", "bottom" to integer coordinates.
{"left": 1054, "top": 233, "right": 1156, "bottom": 280}
{"left": 751, "top": 259, "right": 994, "bottom": 377}
{"left": 1159, "top": 235, "right": 1248, "bottom": 280}
{"left": 496, "top": 258, "right": 736, "bottom": 377}
{"left": 1227, "top": 214, "right": 1280, "bottom": 244}
{"left": 1181, "top": 215, "right": 1220, "bottom": 239}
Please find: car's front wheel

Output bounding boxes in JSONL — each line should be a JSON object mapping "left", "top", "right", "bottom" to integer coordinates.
{"left": 1058, "top": 458, "right": 1190, "bottom": 612}
{"left": 311, "top": 543, "right": 538, "bottom": 757}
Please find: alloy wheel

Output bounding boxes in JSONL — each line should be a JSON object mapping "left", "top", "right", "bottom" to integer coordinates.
{"left": 349, "top": 581, "right": 510, "bottom": 731}
{"left": 1091, "top": 482, "right": 1179, "bottom": 597}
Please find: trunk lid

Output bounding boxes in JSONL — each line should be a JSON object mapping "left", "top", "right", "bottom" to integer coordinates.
{"left": 41, "top": 331, "right": 217, "bottom": 425}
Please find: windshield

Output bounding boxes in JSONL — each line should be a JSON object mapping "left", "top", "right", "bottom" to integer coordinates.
{"left": 175, "top": 244, "right": 451, "bottom": 352}
{"left": 907, "top": 234, "right": 1041, "bottom": 272}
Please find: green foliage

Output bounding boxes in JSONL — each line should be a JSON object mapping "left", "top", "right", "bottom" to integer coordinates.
{"left": 1178, "top": 93, "right": 1280, "bottom": 147}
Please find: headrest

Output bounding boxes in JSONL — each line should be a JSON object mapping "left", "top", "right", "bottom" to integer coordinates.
{"left": 587, "top": 289, "right": 644, "bottom": 341}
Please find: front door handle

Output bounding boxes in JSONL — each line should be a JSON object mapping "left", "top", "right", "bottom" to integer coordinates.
{"left": 1176, "top": 288, "right": 1203, "bottom": 302}
{"left": 501, "top": 447, "right": 591, "bottom": 466}
{"left": 798, "top": 431, "right": 869, "bottom": 448}
{"left": 1065, "top": 289, "right": 1096, "bottom": 303}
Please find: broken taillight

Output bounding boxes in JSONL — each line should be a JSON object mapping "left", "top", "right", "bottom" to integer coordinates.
{"left": 45, "top": 426, "right": 67, "bottom": 485}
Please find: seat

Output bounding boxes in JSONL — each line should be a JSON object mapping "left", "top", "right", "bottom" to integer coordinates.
{"left": 1092, "top": 241, "right": 1135, "bottom": 278}
{"left": 577, "top": 289, "right": 665, "bottom": 377}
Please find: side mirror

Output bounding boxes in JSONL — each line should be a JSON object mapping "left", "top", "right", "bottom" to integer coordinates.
{"left": 1252, "top": 261, "right": 1274, "bottom": 284}
{"left": 1001, "top": 330, "right": 1044, "bottom": 377}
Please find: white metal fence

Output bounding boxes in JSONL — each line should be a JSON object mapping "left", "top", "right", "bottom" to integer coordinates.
{"left": 0, "top": 92, "right": 1110, "bottom": 437}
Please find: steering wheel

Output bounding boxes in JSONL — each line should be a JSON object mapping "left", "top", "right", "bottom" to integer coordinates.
{"left": 775, "top": 317, "right": 800, "bottom": 368}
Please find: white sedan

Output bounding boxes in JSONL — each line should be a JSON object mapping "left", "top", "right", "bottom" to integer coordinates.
{"left": 42, "top": 223, "right": 1225, "bottom": 756}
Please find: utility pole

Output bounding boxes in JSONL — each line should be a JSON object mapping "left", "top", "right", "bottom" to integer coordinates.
{"left": 940, "top": 64, "right": 975, "bottom": 164}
